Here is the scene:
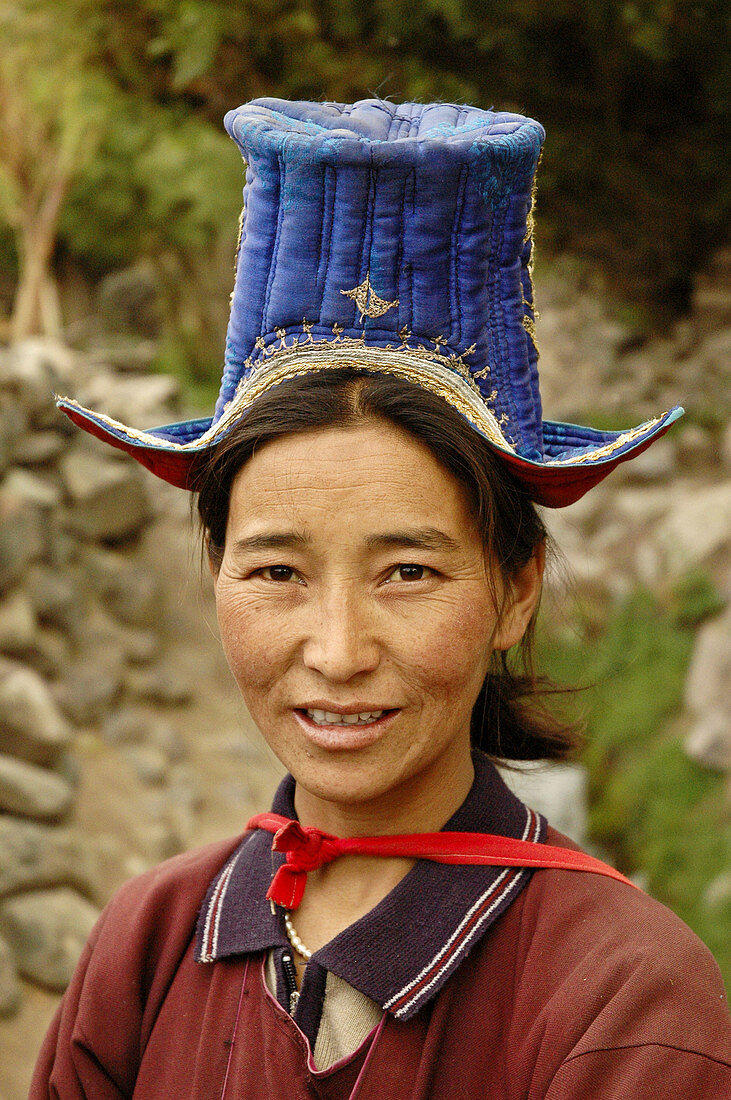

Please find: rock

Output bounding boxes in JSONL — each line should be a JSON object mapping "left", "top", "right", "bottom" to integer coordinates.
{"left": 499, "top": 762, "right": 589, "bottom": 847}
{"left": 81, "top": 611, "right": 157, "bottom": 665}
{"left": 132, "top": 818, "right": 184, "bottom": 865}
{"left": 144, "top": 778, "right": 198, "bottom": 850}
{"left": 0, "top": 589, "right": 37, "bottom": 654}
{"left": 0, "top": 817, "right": 98, "bottom": 898}
{"left": 122, "top": 743, "right": 169, "bottom": 785}
{"left": 0, "top": 339, "right": 76, "bottom": 427}
{"left": 101, "top": 708, "right": 181, "bottom": 762}
{"left": 683, "top": 607, "right": 730, "bottom": 771}
{"left": 0, "top": 888, "right": 99, "bottom": 992}
{"left": 76, "top": 372, "right": 180, "bottom": 428}
{"left": 0, "top": 663, "right": 71, "bottom": 765}
{"left": 676, "top": 425, "right": 717, "bottom": 471}
{"left": 0, "top": 755, "right": 74, "bottom": 820}
{"left": 85, "top": 338, "right": 159, "bottom": 374}
{"left": 13, "top": 428, "right": 66, "bottom": 466}
{"left": 685, "top": 710, "right": 731, "bottom": 771}
{"left": 118, "top": 626, "right": 157, "bottom": 664}
{"left": 97, "top": 263, "right": 162, "bottom": 339}
{"left": 0, "top": 485, "right": 44, "bottom": 593}
{"left": 168, "top": 761, "right": 202, "bottom": 809}
{"left": 25, "top": 564, "right": 84, "bottom": 636}
{"left": 684, "top": 608, "right": 731, "bottom": 716}
{"left": 55, "top": 650, "right": 123, "bottom": 726}
{"left": 125, "top": 661, "right": 193, "bottom": 705}
{"left": 152, "top": 722, "right": 187, "bottom": 764}
{"left": 60, "top": 448, "right": 150, "bottom": 542}
{"left": 3, "top": 467, "right": 61, "bottom": 533}
{"left": 24, "top": 626, "right": 73, "bottom": 680}
{"left": 0, "top": 934, "right": 20, "bottom": 1017}
{"left": 703, "top": 871, "right": 731, "bottom": 910}
{"left": 0, "top": 392, "right": 28, "bottom": 476}
{"left": 619, "top": 437, "right": 676, "bottom": 482}
{"left": 656, "top": 483, "right": 731, "bottom": 577}
{"left": 101, "top": 707, "right": 152, "bottom": 745}
{"left": 722, "top": 421, "right": 731, "bottom": 470}
{"left": 81, "top": 547, "right": 162, "bottom": 628}
{"left": 1, "top": 469, "right": 63, "bottom": 565}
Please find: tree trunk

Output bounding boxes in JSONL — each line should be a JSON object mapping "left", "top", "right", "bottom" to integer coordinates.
{"left": 10, "top": 171, "right": 70, "bottom": 341}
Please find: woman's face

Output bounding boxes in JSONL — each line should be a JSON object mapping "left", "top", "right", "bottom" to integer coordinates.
{"left": 212, "top": 421, "right": 540, "bottom": 825}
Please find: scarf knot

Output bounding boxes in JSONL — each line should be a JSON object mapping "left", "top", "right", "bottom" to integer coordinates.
{"left": 246, "top": 810, "right": 637, "bottom": 913}
{"left": 273, "top": 819, "right": 343, "bottom": 873}
{"left": 249, "top": 813, "right": 345, "bottom": 909}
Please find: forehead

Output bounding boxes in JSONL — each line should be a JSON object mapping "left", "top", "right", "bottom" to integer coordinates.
{"left": 226, "top": 422, "right": 476, "bottom": 536}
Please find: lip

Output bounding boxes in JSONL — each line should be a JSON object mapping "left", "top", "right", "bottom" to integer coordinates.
{"left": 293, "top": 707, "right": 399, "bottom": 751}
{"left": 298, "top": 701, "right": 394, "bottom": 714}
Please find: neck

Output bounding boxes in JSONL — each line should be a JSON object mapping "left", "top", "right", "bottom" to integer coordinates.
{"left": 287, "top": 752, "right": 475, "bottom": 945}
{"left": 292, "top": 751, "right": 475, "bottom": 839}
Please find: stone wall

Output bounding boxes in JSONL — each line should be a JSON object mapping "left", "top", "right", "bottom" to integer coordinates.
{"left": 0, "top": 340, "right": 204, "bottom": 1018}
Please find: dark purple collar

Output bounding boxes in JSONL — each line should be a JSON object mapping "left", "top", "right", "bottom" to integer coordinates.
{"left": 196, "top": 752, "right": 545, "bottom": 1019}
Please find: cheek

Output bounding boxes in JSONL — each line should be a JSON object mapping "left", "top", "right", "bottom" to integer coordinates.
{"left": 403, "top": 595, "right": 498, "bottom": 701}
{"left": 215, "top": 589, "right": 288, "bottom": 696}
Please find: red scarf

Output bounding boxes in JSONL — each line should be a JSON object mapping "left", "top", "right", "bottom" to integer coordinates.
{"left": 246, "top": 812, "right": 636, "bottom": 910}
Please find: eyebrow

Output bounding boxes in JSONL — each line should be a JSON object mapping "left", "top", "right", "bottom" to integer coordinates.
{"left": 229, "top": 526, "right": 462, "bottom": 556}
{"left": 365, "top": 527, "right": 462, "bottom": 553}
{"left": 230, "top": 532, "right": 309, "bottom": 555}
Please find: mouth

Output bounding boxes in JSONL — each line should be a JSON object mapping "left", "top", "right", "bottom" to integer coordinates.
{"left": 300, "top": 708, "right": 392, "bottom": 727}
{"left": 293, "top": 706, "right": 399, "bottom": 749}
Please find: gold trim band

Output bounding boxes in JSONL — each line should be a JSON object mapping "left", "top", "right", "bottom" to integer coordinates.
{"left": 58, "top": 329, "right": 668, "bottom": 469}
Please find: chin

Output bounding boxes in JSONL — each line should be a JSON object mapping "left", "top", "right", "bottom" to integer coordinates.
{"left": 291, "top": 758, "right": 401, "bottom": 810}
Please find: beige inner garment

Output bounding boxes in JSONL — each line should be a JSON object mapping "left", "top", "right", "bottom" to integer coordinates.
{"left": 265, "top": 949, "right": 383, "bottom": 1071}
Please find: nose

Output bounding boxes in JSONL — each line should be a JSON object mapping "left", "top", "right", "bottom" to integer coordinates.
{"left": 301, "top": 588, "right": 380, "bottom": 683}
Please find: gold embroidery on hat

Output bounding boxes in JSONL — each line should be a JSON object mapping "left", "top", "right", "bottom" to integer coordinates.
{"left": 544, "top": 418, "right": 664, "bottom": 465}
{"left": 58, "top": 282, "right": 667, "bottom": 472}
{"left": 522, "top": 155, "right": 541, "bottom": 355}
{"left": 522, "top": 297, "right": 540, "bottom": 322}
{"left": 219, "top": 344, "right": 510, "bottom": 450}
{"left": 341, "top": 274, "right": 399, "bottom": 321}
{"left": 57, "top": 385, "right": 667, "bottom": 468}
{"left": 234, "top": 204, "right": 246, "bottom": 271}
{"left": 522, "top": 313, "right": 539, "bottom": 354}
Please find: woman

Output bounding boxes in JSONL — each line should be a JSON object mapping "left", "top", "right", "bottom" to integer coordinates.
{"left": 33, "top": 99, "right": 729, "bottom": 1097}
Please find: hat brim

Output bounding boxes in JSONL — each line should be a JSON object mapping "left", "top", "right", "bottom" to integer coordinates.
{"left": 56, "top": 396, "right": 683, "bottom": 508}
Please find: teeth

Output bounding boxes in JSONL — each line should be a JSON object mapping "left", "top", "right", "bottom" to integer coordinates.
{"left": 306, "top": 709, "right": 385, "bottom": 726}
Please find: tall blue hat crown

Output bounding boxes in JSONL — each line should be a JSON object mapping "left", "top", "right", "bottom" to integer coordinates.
{"left": 57, "top": 98, "right": 682, "bottom": 505}
{"left": 219, "top": 99, "right": 545, "bottom": 460}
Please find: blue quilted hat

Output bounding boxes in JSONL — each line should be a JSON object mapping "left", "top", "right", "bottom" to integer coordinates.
{"left": 58, "top": 99, "right": 682, "bottom": 506}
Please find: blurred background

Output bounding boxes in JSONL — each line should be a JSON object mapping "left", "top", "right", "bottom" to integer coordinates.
{"left": 0, "top": 1, "right": 728, "bottom": 1093}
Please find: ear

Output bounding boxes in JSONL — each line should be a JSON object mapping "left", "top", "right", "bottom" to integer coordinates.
{"left": 492, "top": 543, "right": 545, "bottom": 652}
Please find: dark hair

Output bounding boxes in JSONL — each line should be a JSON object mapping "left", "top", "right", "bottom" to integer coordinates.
{"left": 193, "top": 369, "right": 581, "bottom": 763}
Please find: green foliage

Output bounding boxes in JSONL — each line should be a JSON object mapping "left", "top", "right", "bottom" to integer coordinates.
{"left": 151, "top": 331, "right": 222, "bottom": 415}
{"left": 670, "top": 570, "right": 726, "bottom": 628}
{"left": 538, "top": 582, "right": 730, "bottom": 985}
{"left": 1, "top": 0, "right": 729, "bottom": 332}
{"left": 61, "top": 103, "right": 243, "bottom": 269}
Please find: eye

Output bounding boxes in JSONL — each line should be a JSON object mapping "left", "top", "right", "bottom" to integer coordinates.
{"left": 385, "top": 563, "right": 431, "bottom": 583}
{"left": 259, "top": 565, "right": 302, "bottom": 583}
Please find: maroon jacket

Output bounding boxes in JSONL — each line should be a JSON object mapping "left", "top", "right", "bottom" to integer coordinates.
{"left": 31, "top": 827, "right": 730, "bottom": 1099}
